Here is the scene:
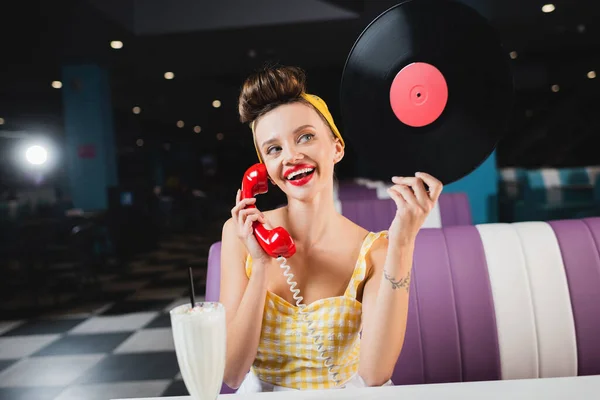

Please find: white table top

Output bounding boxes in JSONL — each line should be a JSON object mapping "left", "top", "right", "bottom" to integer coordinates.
{"left": 115, "top": 375, "right": 600, "bottom": 400}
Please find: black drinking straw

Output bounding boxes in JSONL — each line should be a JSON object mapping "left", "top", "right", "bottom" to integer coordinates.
{"left": 188, "top": 267, "right": 196, "bottom": 309}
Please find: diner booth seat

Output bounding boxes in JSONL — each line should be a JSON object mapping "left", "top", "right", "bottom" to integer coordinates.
{"left": 205, "top": 217, "right": 600, "bottom": 393}
{"left": 339, "top": 192, "right": 472, "bottom": 232}
{"left": 336, "top": 181, "right": 473, "bottom": 229}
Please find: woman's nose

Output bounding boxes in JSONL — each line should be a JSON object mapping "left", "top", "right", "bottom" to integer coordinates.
{"left": 283, "top": 147, "right": 304, "bottom": 164}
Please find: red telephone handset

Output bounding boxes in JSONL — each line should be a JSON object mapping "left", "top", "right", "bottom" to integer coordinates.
{"left": 241, "top": 163, "right": 296, "bottom": 259}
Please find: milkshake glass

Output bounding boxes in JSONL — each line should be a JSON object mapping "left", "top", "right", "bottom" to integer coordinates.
{"left": 170, "top": 302, "right": 226, "bottom": 400}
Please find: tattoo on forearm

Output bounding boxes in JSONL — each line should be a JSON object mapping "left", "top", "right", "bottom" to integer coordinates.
{"left": 384, "top": 270, "right": 411, "bottom": 292}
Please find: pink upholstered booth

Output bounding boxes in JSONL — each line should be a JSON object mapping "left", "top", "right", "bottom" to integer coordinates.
{"left": 340, "top": 192, "right": 472, "bottom": 232}
{"left": 336, "top": 181, "right": 473, "bottom": 230}
{"left": 206, "top": 217, "right": 600, "bottom": 393}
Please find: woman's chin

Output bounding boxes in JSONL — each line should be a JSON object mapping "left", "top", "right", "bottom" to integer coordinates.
{"left": 283, "top": 174, "right": 329, "bottom": 202}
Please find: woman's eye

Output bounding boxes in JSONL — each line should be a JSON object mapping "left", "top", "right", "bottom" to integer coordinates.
{"left": 267, "top": 146, "right": 281, "bottom": 155}
{"left": 299, "top": 133, "right": 314, "bottom": 143}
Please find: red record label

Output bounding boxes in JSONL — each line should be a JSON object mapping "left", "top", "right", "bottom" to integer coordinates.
{"left": 389, "top": 62, "right": 448, "bottom": 127}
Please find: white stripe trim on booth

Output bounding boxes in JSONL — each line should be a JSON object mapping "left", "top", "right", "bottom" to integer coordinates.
{"left": 512, "top": 222, "right": 578, "bottom": 378}
{"left": 476, "top": 223, "right": 539, "bottom": 380}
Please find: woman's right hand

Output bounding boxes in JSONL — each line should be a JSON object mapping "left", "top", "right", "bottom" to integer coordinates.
{"left": 230, "top": 189, "right": 273, "bottom": 265}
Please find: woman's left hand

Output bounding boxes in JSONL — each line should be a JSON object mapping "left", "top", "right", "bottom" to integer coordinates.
{"left": 386, "top": 172, "right": 443, "bottom": 246}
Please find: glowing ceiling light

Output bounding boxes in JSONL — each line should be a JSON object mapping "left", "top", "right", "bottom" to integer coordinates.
{"left": 212, "top": 100, "right": 221, "bottom": 108}
{"left": 51, "top": 81, "right": 62, "bottom": 89}
{"left": 193, "top": 126, "right": 202, "bottom": 133}
{"left": 551, "top": 84, "right": 560, "bottom": 92}
{"left": 587, "top": 71, "right": 596, "bottom": 79}
{"left": 26, "top": 145, "right": 48, "bottom": 165}
{"left": 111, "top": 40, "right": 123, "bottom": 49}
{"left": 177, "top": 120, "right": 185, "bottom": 128}
{"left": 164, "top": 72, "right": 175, "bottom": 80}
{"left": 509, "top": 51, "right": 518, "bottom": 59}
{"left": 132, "top": 106, "right": 141, "bottom": 114}
{"left": 542, "top": 4, "right": 555, "bottom": 13}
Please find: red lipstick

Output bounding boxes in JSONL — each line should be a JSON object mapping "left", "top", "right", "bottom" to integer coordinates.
{"left": 283, "top": 164, "right": 316, "bottom": 187}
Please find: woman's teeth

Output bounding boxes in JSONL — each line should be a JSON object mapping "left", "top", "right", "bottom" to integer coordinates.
{"left": 287, "top": 168, "right": 315, "bottom": 180}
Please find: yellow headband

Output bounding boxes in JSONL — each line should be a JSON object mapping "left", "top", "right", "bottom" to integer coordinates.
{"left": 251, "top": 93, "right": 345, "bottom": 163}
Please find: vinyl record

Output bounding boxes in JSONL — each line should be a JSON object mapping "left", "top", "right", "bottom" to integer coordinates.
{"left": 340, "top": 0, "right": 514, "bottom": 184}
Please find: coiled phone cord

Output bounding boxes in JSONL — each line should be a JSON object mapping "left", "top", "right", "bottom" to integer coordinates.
{"left": 277, "top": 256, "right": 344, "bottom": 388}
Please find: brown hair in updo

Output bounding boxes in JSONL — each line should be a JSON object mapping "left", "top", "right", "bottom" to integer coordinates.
{"left": 238, "top": 65, "right": 311, "bottom": 125}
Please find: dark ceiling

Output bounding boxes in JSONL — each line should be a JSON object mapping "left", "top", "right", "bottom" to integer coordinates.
{"left": 0, "top": 0, "right": 599, "bottom": 169}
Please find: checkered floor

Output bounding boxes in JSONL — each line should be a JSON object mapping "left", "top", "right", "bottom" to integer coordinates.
{"left": 0, "top": 234, "right": 216, "bottom": 400}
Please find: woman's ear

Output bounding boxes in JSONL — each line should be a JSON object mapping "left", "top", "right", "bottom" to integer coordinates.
{"left": 333, "top": 139, "right": 344, "bottom": 164}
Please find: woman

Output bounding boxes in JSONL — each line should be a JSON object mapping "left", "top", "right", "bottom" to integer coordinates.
{"left": 219, "top": 65, "right": 443, "bottom": 392}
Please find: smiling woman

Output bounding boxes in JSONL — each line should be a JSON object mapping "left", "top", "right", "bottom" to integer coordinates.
{"left": 250, "top": 100, "right": 342, "bottom": 201}
{"left": 218, "top": 64, "right": 443, "bottom": 393}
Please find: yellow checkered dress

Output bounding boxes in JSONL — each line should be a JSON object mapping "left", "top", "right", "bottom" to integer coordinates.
{"left": 244, "top": 231, "right": 387, "bottom": 390}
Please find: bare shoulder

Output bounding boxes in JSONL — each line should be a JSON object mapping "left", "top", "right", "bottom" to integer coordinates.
{"left": 220, "top": 217, "right": 247, "bottom": 266}
{"left": 366, "top": 230, "right": 389, "bottom": 278}
{"left": 368, "top": 234, "right": 389, "bottom": 267}
{"left": 338, "top": 216, "right": 376, "bottom": 251}
{"left": 340, "top": 216, "right": 370, "bottom": 244}
{"left": 221, "top": 217, "right": 238, "bottom": 243}
{"left": 336, "top": 216, "right": 366, "bottom": 238}
{"left": 336, "top": 216, "right": 388, "bottom": 278}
